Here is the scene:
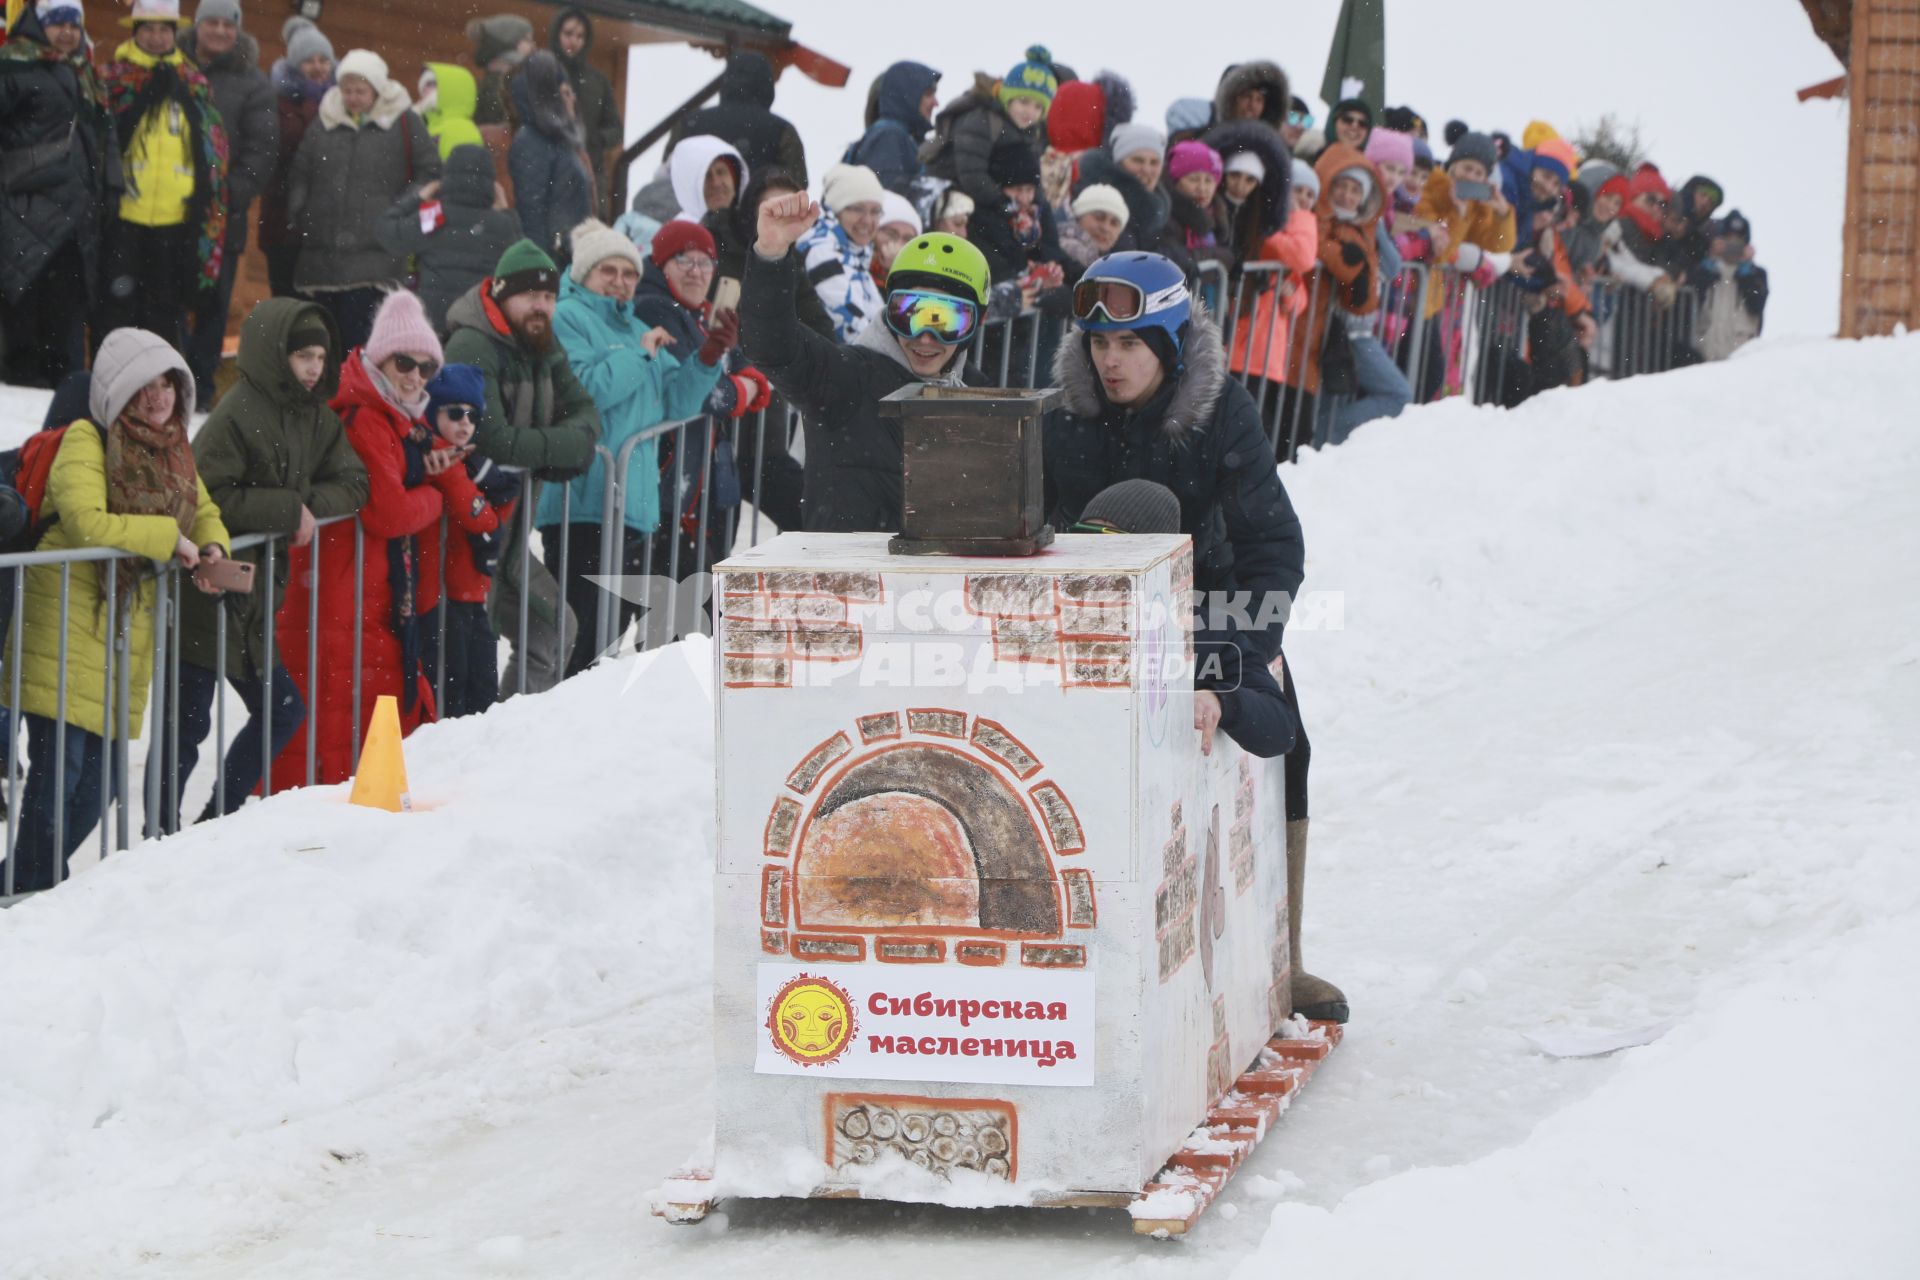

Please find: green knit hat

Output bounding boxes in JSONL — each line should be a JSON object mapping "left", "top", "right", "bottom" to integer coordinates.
{"left": 998, "top": 45, "right": 1058, "bottom": 114}
{"left": 489, "top": 239, "right": 561, "bottom": 301}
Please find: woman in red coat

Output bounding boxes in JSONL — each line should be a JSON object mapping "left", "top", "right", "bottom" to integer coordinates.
{"left": 272, "top": 291, "right": 452, "bottom": 789}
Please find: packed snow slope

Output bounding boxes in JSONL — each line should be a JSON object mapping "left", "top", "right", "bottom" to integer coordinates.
{"left": 2, "top": 335, "right": 1917, "bottom": 1279}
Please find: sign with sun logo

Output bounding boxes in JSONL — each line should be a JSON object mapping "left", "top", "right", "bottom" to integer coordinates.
{"left": 765, "top": 972, "right": 858, "bottom": 1068}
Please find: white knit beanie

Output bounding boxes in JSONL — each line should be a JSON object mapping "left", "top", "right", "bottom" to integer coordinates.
{"left": 336, "top": 48, "right": 389, "bottom": 95}
{"left": 1108, "top": 122, "right": 1166, "bottom": 163}
{"left": 568, "top": 219, "right": 644, "bottom": 285}
{"left": 879, "top": 191, "right": 922, "bottom": 235}
{"left": 1071, "top": 183, "right": 1130, "bottom": 227}
{"left": 820, "top": 163, "right": 884, "bottom": 213}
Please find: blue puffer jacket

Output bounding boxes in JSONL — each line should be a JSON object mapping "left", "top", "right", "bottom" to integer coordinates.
{"left": 850, "top": 61, "right": 940, "bottom": 195}
{"left": 540, "top": 273, "right": 721, "bottom": 533}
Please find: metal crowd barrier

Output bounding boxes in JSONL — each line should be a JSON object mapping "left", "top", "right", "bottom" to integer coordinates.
{"left": 1585, "top": 277, "right": 1702, "bottom": 381}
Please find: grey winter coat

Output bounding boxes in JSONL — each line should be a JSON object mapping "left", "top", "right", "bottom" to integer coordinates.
{"left": 181, "top": 27, "right": 278, "bottom": 225}
{"left": 289, "top": 81, "right": 439, "bottom": 291}
{"left": 376, "top": 144, "right": 522, "bottom": 331}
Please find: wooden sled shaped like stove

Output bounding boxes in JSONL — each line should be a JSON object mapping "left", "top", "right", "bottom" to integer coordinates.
{"left": 669, "top": 385, "right": 1337, "bottom": 1241}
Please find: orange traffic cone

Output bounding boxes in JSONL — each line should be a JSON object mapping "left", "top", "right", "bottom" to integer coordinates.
{"left": 348, "top": 694, "right": 412, "bottom": 812}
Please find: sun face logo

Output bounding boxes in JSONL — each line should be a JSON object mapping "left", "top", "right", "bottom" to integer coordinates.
{"left": 766, "top": 973, "right": 857, "bottom": 1068}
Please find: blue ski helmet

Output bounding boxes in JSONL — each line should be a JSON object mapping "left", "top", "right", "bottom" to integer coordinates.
{"left": 1070, "top": 251, "right": 1193, "bottom": 353}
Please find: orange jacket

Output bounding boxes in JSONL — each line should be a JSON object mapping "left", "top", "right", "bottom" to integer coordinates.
{"left": 1298, "top": 144, "right": 1388, "bottom": 394}
{"left": 1229, "top": 206, "right": 1318, "bottom": 384}
{"left": 1412, "top": 168, "right": 1517, "bottom": 317}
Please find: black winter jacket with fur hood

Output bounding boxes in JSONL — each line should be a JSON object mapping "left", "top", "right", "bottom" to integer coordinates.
{"left": 1044, "top": 306, "right": 1304, "bottom": 755}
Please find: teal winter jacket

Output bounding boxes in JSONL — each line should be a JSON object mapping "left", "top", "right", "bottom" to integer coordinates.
{"left": 541, "top": 273, "right": 722, "bottom": 533}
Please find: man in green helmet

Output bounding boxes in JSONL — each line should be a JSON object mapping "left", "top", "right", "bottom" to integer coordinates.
{"left": 742, "top": 191, "right": 992, "bottom": 532}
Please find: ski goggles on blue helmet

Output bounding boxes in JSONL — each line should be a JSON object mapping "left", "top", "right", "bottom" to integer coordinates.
{"left": 1071, "top": 252, "right": 1193, "bottom": 349}
{"left": 884, "top": 288, "right": 981, "bottom": 346}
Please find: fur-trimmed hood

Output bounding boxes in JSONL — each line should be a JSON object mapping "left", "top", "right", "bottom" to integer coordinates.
{"left": 319, "top": 76, "right": 412, "bottom": 130}
{"left": 1213, "top": 60, "right": 1288, "bottom": 130}
{"left": 1204, "top": 120, "right": 1293, "bottom": 242}
{"left": 1051, "top": 302, "right": 1227, "bottom": 440}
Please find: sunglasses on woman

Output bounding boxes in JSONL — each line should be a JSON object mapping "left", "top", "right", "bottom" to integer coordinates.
{"left": 1288, "top": 110, "right": 1314, "bottom": 128}
{"left": 884, "top": 289, "right": 980, "bottom": 345}
{"left": 671, "top": 251, "right": 717, "bottom": 274}
{"left": 1338, "top": 112, "right": 1368, "bottom": 127}
{"left": 391, "top": 353, "right": 440, "bottom": 377}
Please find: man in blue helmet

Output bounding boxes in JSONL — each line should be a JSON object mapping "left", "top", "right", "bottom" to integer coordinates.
{"left": 1046, "top": 249, "right": 1346, "bottom": 1024}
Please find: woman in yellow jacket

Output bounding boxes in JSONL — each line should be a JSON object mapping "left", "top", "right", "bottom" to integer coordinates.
{"left": 3, "top": 328, "right": 227, "bottom": 894}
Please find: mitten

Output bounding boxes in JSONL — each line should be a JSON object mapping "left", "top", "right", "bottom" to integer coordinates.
{"left": 699, "top": 309, "right": 740, "bottom": 365}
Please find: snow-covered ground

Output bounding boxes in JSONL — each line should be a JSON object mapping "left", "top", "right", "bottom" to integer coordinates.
{"left": 3, "top": 336, "right": 1917, "bottom": 1278}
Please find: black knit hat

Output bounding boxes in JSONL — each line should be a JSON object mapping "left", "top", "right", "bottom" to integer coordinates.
{"left": 1075, "top": 479, "right": 1182, "bottom": 535}
{"left": 1332, "top": 97, "right": 1373, "bottom": 129}
{"left": 288, "top": 322, "right": 332, "bottom": 354}
{"left": 988, "top": 134, "right": 1043, "bottom": 188}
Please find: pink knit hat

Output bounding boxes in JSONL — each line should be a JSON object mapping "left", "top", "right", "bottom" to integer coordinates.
{"left": 364, "top": 290, "right": 443, "bottom": 367}
{"left": 1166, "top": 140, "right": 1223, "bottom": 184}
{"left": 1364, "top": 128, "right": 1415, "bottom": 172}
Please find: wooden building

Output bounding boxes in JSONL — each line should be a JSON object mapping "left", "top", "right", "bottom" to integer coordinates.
{"left": 78, "top": 0, "right": 846, "bottom": 347}
{"left": 1800, "top": 0, "right": 1920, "bottom": 337}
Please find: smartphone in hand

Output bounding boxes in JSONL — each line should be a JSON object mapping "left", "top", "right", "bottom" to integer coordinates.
{"left": 193, "top": 557, "right": 256, "bottom": 594}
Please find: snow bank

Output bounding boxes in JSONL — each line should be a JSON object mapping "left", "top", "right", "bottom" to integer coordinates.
{"left": 1279, "top": 335, "right": 1917, "bottom": 731}
{"left": 0, "top": 642, "right": 719, "bottom": 1271}
{"left": 1233, "top": 333, "right": 1920, "bottom": 1278}
{"left": 1234, "top": 918, "right": 1920, "bottom": 1278}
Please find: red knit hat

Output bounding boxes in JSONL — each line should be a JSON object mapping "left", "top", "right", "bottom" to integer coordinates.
{"left": 1048, "top": 80, "right": 1106, "bottom": 153}
{"left": 1627, "top": 162, "right": 1671, "bottom": 204}
{"left": 650, "top": 218, "right": 718, "bottom": 267}
{"left": 1597, "top": 174, "right": 1630, "bottom": 203}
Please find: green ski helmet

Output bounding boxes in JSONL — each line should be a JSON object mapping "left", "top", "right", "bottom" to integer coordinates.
{"left": 885, "top": 232, "right": 991, "bottom": 308}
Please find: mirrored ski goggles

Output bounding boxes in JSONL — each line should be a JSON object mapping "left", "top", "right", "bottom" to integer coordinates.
{"left": 1072, "top": 277, "right": 1188, "bottom": 325}
{"left": 1288, "top": 109, "right": 1315, "bottom": 129}
{"left": 884, "top": 289, "right": 980, "bottom": 345}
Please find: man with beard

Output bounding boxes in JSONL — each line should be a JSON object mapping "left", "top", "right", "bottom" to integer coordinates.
{"left": 445, "top": 239, "right": 603, "bottom": 697}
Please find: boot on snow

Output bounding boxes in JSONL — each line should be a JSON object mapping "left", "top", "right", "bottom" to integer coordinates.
{"left": 1287, "top": 818, "right": 1349, "bottom": 1024}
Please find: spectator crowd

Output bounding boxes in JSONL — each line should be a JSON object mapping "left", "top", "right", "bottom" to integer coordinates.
{"left": 0, "top": 2, "right": 1772, "bottom": 896}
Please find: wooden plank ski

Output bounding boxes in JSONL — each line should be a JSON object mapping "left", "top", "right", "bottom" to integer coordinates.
{"left": 649, "top": 1168, "right": 715, "bottom": 1224}
{"left": 1129, "top": 1020, "right": 1344, "bottom": 1237}
{"left": 654, "top": 1021, "right": 1342, "bottom": 1232}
